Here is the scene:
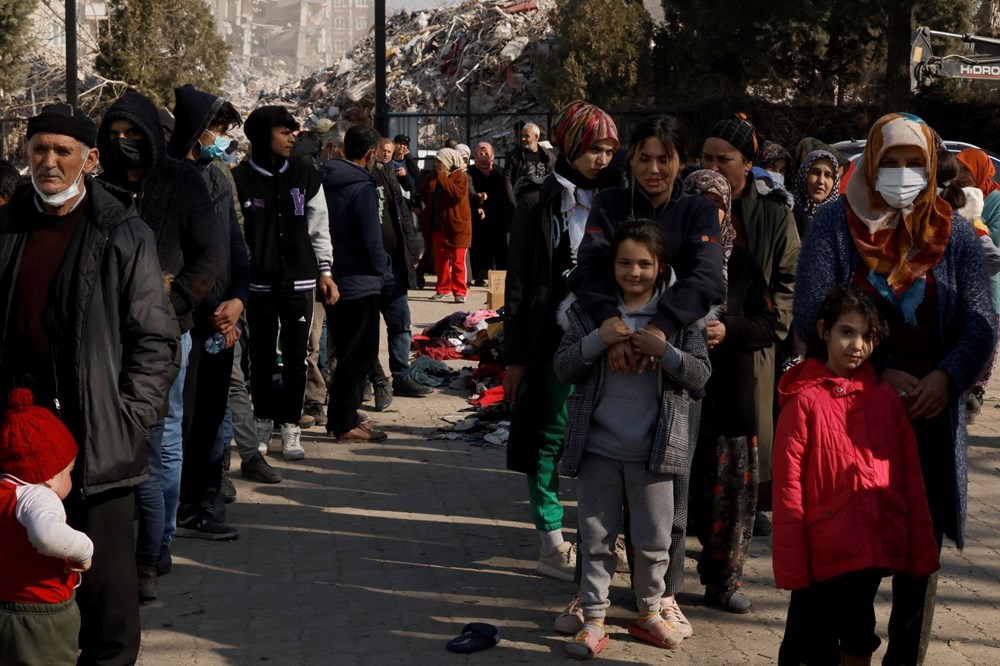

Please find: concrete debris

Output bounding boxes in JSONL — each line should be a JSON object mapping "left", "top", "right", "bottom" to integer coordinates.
{"left": 255, "top": 0, "right": 556, "bottom": 127}
{"left": 0, "top": 47, "right": 132, "bottom": 119}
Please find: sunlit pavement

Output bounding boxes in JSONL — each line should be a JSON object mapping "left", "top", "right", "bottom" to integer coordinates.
{"left": 138, "top": 288, "right": 1000, "bottom": 664}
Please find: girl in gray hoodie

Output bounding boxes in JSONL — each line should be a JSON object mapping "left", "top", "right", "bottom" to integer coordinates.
{"left": 553, "top": 220, "right": 710, "bottom": 657}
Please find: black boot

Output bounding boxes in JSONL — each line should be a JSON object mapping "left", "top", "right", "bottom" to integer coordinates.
{"left": 138, "top": 563, "right": 157, "bottom": 602}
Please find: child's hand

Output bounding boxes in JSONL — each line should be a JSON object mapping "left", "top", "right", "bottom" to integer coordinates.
{"left": 66, "top": 558, "right": 91, "bottom": 573}
{"left": 631, "top": 327, "right": 668, "bottom": 363}
{"left": 599, "top": 317, "right": 632, "bottom": 348}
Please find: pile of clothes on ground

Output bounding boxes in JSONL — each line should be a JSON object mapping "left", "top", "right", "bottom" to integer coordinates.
{"left": 413, "top": 309, "right": 503, "bottom": 361}
{"left": 412, "top": 309, "right": 511, "bottom": 446}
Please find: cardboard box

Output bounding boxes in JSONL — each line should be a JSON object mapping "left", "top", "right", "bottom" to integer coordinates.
{"left": 486, "top": 270, "right": 506, "bottom": 310}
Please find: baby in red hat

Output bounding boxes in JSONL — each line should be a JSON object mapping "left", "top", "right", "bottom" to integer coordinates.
{"left": 0, "top": 388, "right": 94, "bottom": 664}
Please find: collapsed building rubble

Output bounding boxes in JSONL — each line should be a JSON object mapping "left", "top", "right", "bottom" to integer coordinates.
{"left": 256, "top": 0, "right": 557, "bottom": 148}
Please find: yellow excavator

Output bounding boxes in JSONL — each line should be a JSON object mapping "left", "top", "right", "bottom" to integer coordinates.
{"left": 910, "top": 25, "right": 1000, "bottom": 91}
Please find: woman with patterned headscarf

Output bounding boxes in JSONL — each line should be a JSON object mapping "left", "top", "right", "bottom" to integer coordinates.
{"left": 792, "top": 149, "right": 841, "bottom": 236}
{"left": 684, "top": 169, "right": 777, "bottom": 616}
{"left": 702, "top": 114, "right": 800, "bottom": 545}
{"left": 792, "top": 113, "right": 995, "bottom": 665}
{"left": 503, "top": 100, "right": 622, "bottom": 589}
{"left": 757, "top": 140, "right": 792, "bottom": 189}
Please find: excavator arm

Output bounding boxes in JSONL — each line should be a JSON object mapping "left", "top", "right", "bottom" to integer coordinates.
{"left": 911, "top": 26, "right": 1000, "bottom": 91}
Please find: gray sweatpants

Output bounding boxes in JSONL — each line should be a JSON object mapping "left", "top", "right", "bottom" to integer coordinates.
{"left": 577, "top": 452, "right": 674, "bottom": 618}
{"left": 230, "top": 336, "right": 261, "bottom": 462}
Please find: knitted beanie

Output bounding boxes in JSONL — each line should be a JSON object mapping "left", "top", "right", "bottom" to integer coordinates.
{"left": 0, "top": 389, "right": 78, "bottom": 484}
{"left": 706, "top": 112, "right": 761, "bottom": 163}
{"left": 552, "top": 100, "right": 619, "bottom": 162}
{"left": 27, "top": 103, "right": 98, "bottom": 148}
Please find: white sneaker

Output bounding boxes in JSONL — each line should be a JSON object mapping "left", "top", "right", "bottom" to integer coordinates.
{"left": 255, "top": 418, "right": 273, "bottom": 455}
{"left": 660, "top": 595, "right": 693, "bottom": 638}
{"left": 280, "top": 423, "right": 305, "bottom": 461}
{"left": 536, "top": 541, "right": 576, "bottom": 581}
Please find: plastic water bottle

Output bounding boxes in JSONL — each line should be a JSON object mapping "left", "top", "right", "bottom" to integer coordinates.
{"left": 204, "top": 332, "right": 227, "bottom": 354}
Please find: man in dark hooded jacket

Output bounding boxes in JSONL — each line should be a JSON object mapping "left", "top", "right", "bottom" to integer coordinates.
{"left": 133, "top": 85, "right": 252, "bottom": 572}
{"left": 320, "top": 125, "right": 391, "bottom": 441}
{"left": 0, "top": 102, "right": 177, "bottom": 666}
{"left": 97, "top": 91, "right": 225, "bottom": 579}
{"left": 168, "top": 86, "right": 282, "bottom": 504}
{"left": 232, "top": 106, "right": 337, "bottom": 462}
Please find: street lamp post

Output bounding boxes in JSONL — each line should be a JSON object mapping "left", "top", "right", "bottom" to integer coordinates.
{"left": 66, "top": 0, "right": 78, "bottom": 106}
{"left": 374, "top": 0, "right": 387, "bottom": 135}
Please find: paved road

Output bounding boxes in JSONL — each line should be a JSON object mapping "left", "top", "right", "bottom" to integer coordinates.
{"left": 138, "top": 287, "right": 1000, "bottom": 665}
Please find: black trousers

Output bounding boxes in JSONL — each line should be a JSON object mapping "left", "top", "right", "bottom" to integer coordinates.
{"left": 180, "top": 327, "right": 234, "bottom": 513}
{"left": 65, "top": 487, "right": 141, "bottom": 666}
{"left": 326, "top": 294, "right": 380, "bottom": 435}
{"left": 882, "top": 412, "right": 949, "bottom": 665}
{"left": 778, "top": 569, "right": 884, "bottom": 666}
{"left": 247, "top": 290, "right": 314, "bottom": 425}
{"left": 470, "top": 218, "right": 508, "bottom": 281}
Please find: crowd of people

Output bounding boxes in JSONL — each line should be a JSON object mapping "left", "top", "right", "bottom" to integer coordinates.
{"left": 0, "top": 90, "right": 995, "bottom": 666}
{"left": 502, "top": 103, "right": 996, "bottom": 665}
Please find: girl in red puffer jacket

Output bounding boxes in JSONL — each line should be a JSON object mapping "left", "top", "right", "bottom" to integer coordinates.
{"left": 773, "top": 285, "right": 939, "bottom": 666}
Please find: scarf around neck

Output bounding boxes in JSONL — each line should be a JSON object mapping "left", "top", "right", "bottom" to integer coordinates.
{"left": 844, "top": 113, "right": 952, "bottom": 322}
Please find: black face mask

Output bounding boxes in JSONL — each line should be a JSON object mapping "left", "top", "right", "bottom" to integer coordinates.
{"left": 111, "top": 137, "right": 147, "bottom": 168}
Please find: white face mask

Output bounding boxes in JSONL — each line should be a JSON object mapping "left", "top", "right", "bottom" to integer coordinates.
{"left": 31, "top": 162, "right": 87, "bottom": 208}
{"left": 766, "top": 170, "right": 785, "bottom": 189}
{"left": 875, "top": 167, "right": 927, "bottom": 209}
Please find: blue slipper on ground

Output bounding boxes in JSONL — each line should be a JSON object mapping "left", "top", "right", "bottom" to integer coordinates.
{"left": 446, "top": 622, "right": 500, "bottom": 653}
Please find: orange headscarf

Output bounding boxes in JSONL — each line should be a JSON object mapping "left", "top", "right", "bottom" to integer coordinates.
{"left": 956, "top": 147, "right": 1000, "bottom": 197}
{"left": 845, "top": 113, "right": 952, "bottom": 298}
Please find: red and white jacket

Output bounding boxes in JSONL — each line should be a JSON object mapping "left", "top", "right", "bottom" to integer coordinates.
{"left": 0, "top": 475, "right": 93, "bottom": 604}
{"left": 772, "top": 359, "right": 940, "bottom": 590}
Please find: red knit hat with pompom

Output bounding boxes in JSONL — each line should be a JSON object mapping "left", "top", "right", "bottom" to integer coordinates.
{"left": 0, "top": 388, "right": 78, "bottom": 483}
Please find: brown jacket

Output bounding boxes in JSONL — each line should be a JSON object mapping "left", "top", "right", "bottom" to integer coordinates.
{"left": 421, "top": 168, "right": 471, "bottom": 248}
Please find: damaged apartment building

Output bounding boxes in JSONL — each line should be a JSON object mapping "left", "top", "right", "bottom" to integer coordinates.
{"left": 209, "top": 0, "right": 375, "bottom": 76}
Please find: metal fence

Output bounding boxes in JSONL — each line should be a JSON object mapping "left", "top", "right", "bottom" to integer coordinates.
{"left": 387, "top": 110, "right": 653, "bottom": 167}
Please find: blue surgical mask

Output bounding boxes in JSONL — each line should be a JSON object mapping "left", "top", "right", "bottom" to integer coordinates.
{"left": 200, "top": 131, "right": 230, "bottom": 161}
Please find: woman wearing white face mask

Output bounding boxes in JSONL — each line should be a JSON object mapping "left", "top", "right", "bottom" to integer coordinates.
{"left": 792, "top": 113, "right": 996, "bottom": 665}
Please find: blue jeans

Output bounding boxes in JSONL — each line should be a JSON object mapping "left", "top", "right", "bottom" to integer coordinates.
{"left": 136, "top": 331, "right": 190, "bottom": 561}
{"left": 380, "top": 267, "right": 413, "bottom": 383}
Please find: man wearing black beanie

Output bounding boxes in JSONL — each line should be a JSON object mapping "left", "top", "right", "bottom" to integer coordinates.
{"left": 232, "top": 106, "right": 337, "bottom": 462}
{"left": 0, "top": 102, "right": 178, "bottom": 664}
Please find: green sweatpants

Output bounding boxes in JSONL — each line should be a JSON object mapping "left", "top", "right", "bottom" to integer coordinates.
{"left": 0, "top": 595, "right": 79, "bottom": 665}
{"left": 521, "top": 366, "right": 574, "bottom": 533}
